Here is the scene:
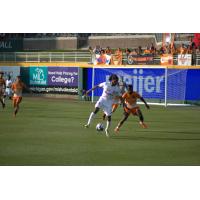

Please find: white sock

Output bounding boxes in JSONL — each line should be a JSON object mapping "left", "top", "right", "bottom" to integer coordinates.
{"left": 105, "top": 120, "right": 111, "bottom": 131}
{"left": 87, "top": 112, "right": 95, "bottom": 125}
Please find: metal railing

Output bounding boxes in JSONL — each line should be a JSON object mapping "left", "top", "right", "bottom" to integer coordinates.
{"left": 0, "top": 52, "right": 91, "bottom": 63}
{"left": 0, "top": 52, "right": 200, "bottom": 65}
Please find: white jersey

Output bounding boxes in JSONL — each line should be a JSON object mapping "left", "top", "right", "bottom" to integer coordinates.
{"left": 98, "top": 82, "right": 121, "bottom": 101}
{"left": 6, "top": 80, "right": 12, "bottom": 88}
{"left": 5, "top": 79, "right": 13, "bottom": 96}
{"left": 95, "top": 82, "right": 121, "bottom": 116}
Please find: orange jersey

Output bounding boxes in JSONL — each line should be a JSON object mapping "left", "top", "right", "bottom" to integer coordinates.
{"left": 0, "top": 78, "right": 6, "bottom": 94}
{"left": 122, "top": 91, "right": 141, "bottom": 109}
{"left": 0, "top": 78, "right": 6, "bottom": 87}
{"left": 11, "top": 81, "right": 26, "bottom": 97}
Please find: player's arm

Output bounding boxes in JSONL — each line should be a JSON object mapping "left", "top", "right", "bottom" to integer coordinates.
{"left": 120, "top": 93, "right": 127, "bottom": 108}
{"left": 140, "top": 97, "right": 150, "bottom": 109}
{"left": 85, "top": 85, "right": 99, "bottom": 96}
{"left": 3, "top": 79, "right": 6, "bottom": 89}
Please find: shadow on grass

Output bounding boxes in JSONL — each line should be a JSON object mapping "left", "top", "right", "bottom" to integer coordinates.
{"left": 136, "top": 130, "right": 200, "bottom": 135}
{"left": 111, "top": 131, "right": 200, "bottom": 141}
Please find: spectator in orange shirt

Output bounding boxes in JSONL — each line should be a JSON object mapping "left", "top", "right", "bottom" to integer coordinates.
{"left": 179, "top": 43, "right": 186, "bottom": 55}
{"left": 105, "top": 46, "right": 112, "bottom": 55}
{"left": 112, "top": 48, "right": 123, "bottom": 65}
{"left": 144, "top": 46, "right": 151, "bottom": 55}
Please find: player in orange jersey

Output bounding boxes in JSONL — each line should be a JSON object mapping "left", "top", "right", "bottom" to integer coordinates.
{"left": 11, "top": 76, "right": 29, "bottom": 117}
{"left": 114, "top": 84, "right": 150, "bottom": 132}
{"left": 0, "top": 71, "right": 6, "bottom": 109}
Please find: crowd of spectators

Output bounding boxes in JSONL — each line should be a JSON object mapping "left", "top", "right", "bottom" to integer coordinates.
{"left": 89, "top": 40, "right": 200, "bottom": 58}
{"left": 89, "top": 40, "right": 200, "bottom": 65}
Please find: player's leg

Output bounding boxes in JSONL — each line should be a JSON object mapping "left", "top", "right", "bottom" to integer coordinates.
{"left": 112, "top": 103, "right": 119, "bottom": 113}
{"left": 103, "top": 103, "right": 118, "bottom": 121}
{"left": 13, "top": 97, "right": 22, "bottom": 117}
{"left": 105, "top": 115, "right": 111, "bottom": 137}
{"left": 102, "top": 112, "right": 106, "bottom": 120}
{"left": 0, "top": 94, "right": 5, "bottom": 109}
{"left": 12, "top": 97, "right": 17, "bottom": 116}
{"left": 85, "top": 107, "right": 100, "bottom": 128}
{"left": 114, "top": 111, "right": 130, "bottom": 132}
{"left": 2, "top": 94, "right": 6, "bottom": 104}
{"left": 136, "top": 109, "right": 148, "bottom": 128}
{"left": 102, "top": 102, "right": 113, "bottom": 137}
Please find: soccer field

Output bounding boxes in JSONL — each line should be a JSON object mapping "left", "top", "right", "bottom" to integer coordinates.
{"left": 0, "top": 97, "right": 200, "bottom": 166}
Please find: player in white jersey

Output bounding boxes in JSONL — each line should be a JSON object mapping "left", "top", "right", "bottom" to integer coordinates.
{"left": 84, "top": 74, "right": 122, "bottom": 137}
{"left": 102, "top": 76, "right": 127, "bottom": 120}
{"left": 3, "top": 75, "right": 13, "bottom": 104}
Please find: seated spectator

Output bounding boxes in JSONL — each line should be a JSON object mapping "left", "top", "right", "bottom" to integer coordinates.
{"left": 96, "top": 50, "right": 107, "bottom": 64}
{"left": 144, "top": 46, "right": 151, "bottom": 55}
{"left": 159, "top": 46, "right": 166, "bottom": 55}
{"left": 137, "top": 46, "right": 143, "bottom": 55}
{"left": 130, "top": 49, "right": 138, "bottom": 55}
{"left": 150, "top": 43, "right": 157, "bottom": 54}
{"left": 125, "top": 48, "right": 131, "bottom": 57}
{"left": 168, "top": 44, "right": 176, "bottom": 55}
{"left": 105, "top": 46, "right": 112, "bottom": 55}
{"left": 178, "top": 43, "right": 187, "bottom": 54}
{"left": 111, "top": 48, "right": 123, "bottom": 65}
{"left": 93, "top": 45, "right": 101, "bottom": 55}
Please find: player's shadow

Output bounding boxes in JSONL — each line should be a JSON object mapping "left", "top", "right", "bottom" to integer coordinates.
{"left": 138, "top": 130, "right": 200, "bottom": 135}
{"left": 111, "top": 130, "right": 200, "bottom": 141}
{"left": 111, "top": 136, "right": 200, "bottom": 141}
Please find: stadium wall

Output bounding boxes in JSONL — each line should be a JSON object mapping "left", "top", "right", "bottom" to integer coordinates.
{"left": 1, "top": 63, "right": 200, "bottom": 102}
{"left": 23, "top": 37, "right": 78, "bottom": 50}
{"left": 88, "top": 35, "right": 156, "bottom": 48}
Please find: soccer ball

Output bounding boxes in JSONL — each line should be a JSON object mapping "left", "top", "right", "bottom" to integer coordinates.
{"left": 96, "top": 123, "right": 104, "bottom": 131}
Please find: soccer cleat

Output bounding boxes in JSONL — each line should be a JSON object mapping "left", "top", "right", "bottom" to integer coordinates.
{"left": 114, "top": 127, "right": 119, "bottom": 133}
{"left": 139, "top": 122, "right": 148, "bottom": 129}
{"left": 84, "top": 124, "right": 89, "bottom": 128}
{"left": 105, "top": 129, "right": 110, "bottom": 138}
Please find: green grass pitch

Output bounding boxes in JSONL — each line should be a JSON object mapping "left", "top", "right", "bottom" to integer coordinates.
{"left": 0, "top": 97, "right": 200, "bottom": 165}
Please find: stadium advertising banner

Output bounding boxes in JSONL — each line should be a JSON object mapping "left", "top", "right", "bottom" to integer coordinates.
{"left": 161, "top": 54, "right": 173, "bottom": 65}
{"left": 127, "top": 55, "right": 154, "bottom": 65}
{"left": 0, "top": 39, "right": 23, "bottom": 52}
{"left": 178, "top": 54, "right": 192, "bottom": 66}
{"left": 92, "top": 67, "right": 166, "bottom": 99}
{"left": 0, "top": 66, "right": 20, "bottom": 81}
{"left": 29, "top": 66, "right": 79, "bottom": 94}
{"left": 29, "top": 66, "right": 48, "bottom": 85}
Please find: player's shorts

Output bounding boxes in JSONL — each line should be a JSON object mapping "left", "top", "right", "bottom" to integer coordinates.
{"left": 124, "top": 106, "right": 140, "bottom": 115}
{"left": 13, "top": 96, "right": 22, "bottom": 106}
{"left": 95, "top": 97, "right": 113, "bottom": 116}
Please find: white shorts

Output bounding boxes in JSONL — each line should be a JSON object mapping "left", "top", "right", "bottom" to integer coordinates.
{"left": 5, "top": 88, "right": 12, "bottom": 96}
{"left": 95, "top": 97, "right": 113, "bottom": 116}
